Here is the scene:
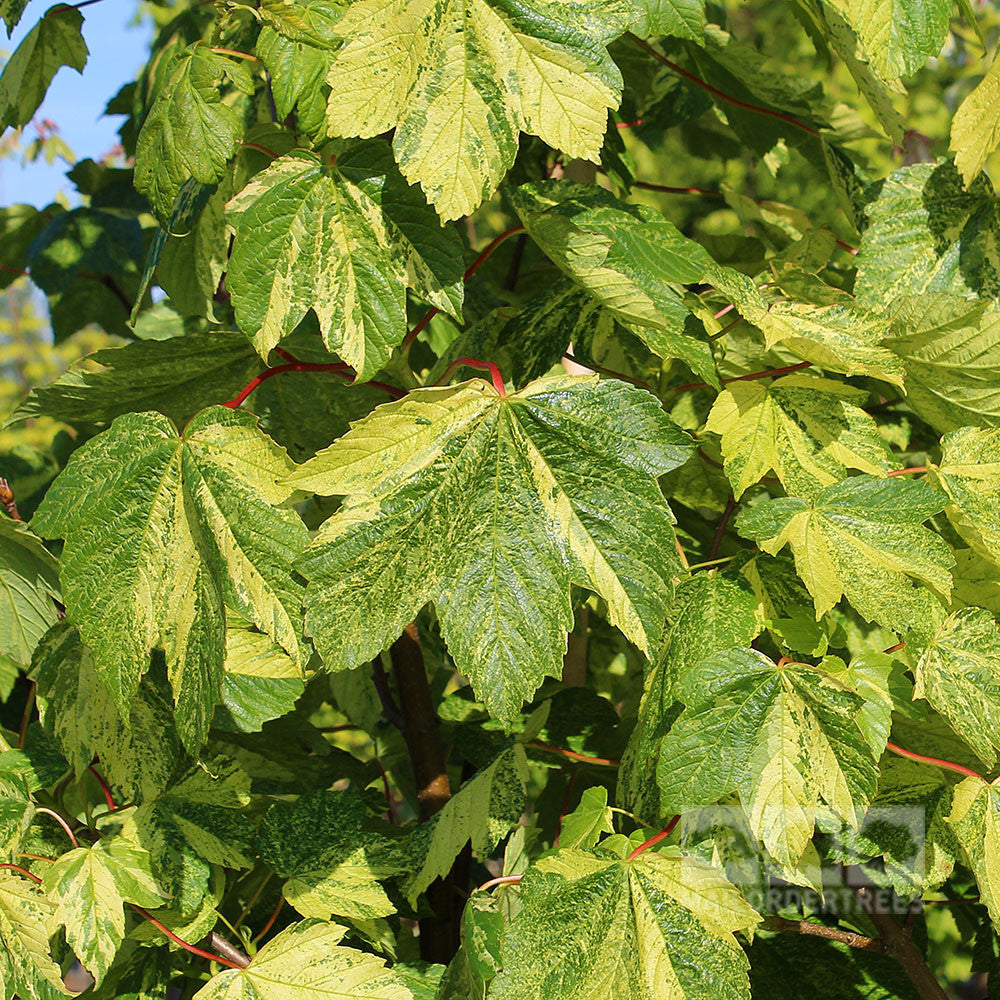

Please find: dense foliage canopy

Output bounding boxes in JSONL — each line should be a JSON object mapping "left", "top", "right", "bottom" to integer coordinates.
{"left": 4, "top": 0, "right": 1000, "bottom": 997}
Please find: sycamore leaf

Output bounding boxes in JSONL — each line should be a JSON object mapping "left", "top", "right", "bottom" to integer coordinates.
{"left": 557, "top": 786, "right": 614, "bottom": 850}
{"left": 226, "top": 143, "right": 464, "bottom": 378}
{"left": 930, "top": 426, "right": 1000, "bottom": 563}
{"left": 31, "top": 625, "right": 182, "bottom": 799}
{"left": 656, "top": 648, "right": 880, "bottom": 866}
{"left": 855, "top": 161, "right": 1000, "bottom": 310}
{"left": 431, "top": 279, "right": 610, "bottom": 391}
{"left": 439, "top": 894, "right": 504, "bottom": 1000}
{"left": 628, "top": 0, "right": 705, "bottom": 42}
{"left": 0, "top": 761, "right": 33, "bottom": 857}
{"left": 759, "top": 302, "right": 904, "bottom": 387}
{"left": 0, "top": 5, "right": 87, "bottom": 131}
{"left": 32, "top": 407, "right": 307, "bottom": 752}
{"left": 951, "top": 55, "right": 1000, "bottom": 185}
{"left": 0, "top": 0, "right": 27, "bottom": 35}
{"left": 404, "top": 745, "right": 527, "bottom": 903}
{"left": 705, "top": 374, "right": 891, "bottom": 500}
{"left": 213, "top": 621, "right": 304, "bottom": 734}
{"left": 820, "top": 5, "right": 903, "bottom": 144}
{"left": 255, "top": 27, "right": 332, "bottom": 139}
{"left": 8, "top": 332, "right": 262, "bottom": 429}
{"left": 619, "top": 571, "right": 760, "bottom": 825}
{"left": 824, "top": 0, "right": 950, "bottom": 80}
{"left": 257, "top": 790, "right": 406, "bottom": 921}
{"left": 257, "top": 0, "right": 344, "bottom": 44}
{"left": 289, "top": 375, "right": 689, "bottom": 724}
{"left": 324, "top": 0, "right": 630, "bottom": 220}
{"left": 884, "top": 295, "right": 1000, "bottom": 432}
{"left": 737, "top": 476, "right": 953, "bottom": 633}
{"left": 490, "top": 846, "right": 759, "bottom": 1000}
{"left": 947, "top": 775, "right": 1000, "bottom": 929}
{"left": 824, "top": 755, "right": 957, "bottom": 898}
{"left": 512, "top": 181, "right": 714, "bottom": 331}
{"left": 193, "top": 920, "right": 412, "bottom": 1000}
{"left": 43, "top": 839, "right": 167, "bottom": 986}
{"left": 0, "top": 872, "right": 68, "bottom": 1000}
{"left": 913, "top": 608, "right": 1000, "bottom": 766}
{"left": 0, "top": 518, "right": 60, "bottom": 667}
{"left": 120, "top": 755, "right": 254, "bottom": 916}
{"left": 135, "top": 44, "right": 253, "bottom": 222}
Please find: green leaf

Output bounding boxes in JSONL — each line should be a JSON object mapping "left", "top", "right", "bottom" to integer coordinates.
{"left": 913, "top": 608, "right": 1000, "bottom": 766}
{"left": 0, "top": 518, "right": 60, "bottom": 667}
{"left": 0, "top": 5, "right": 87, "bottom": 132}
{"left": 226, "top": 143, "right": 464, "bottom": 378}
{"left": 884, "top": 295, "right": 1000, "bottom": 432}
{"left": 758, "top": 302, "right": 905, "bottom": 388}
{"left": 737, "top": 476, "right": 953, "bottom": 633}
{"left": 930, "top": 426, "right": 1000, "bottom": 562}
{"left": 656, "top": 648, "right": 880, "bottom": 865}
{"left": 628, "top": 0, "right": 705, "bottom": 42}
{"left": 32, "top": 407, "right": 307, "bottom": 752}
{"left": 431, "top": 279, "right": 609, "bottom": 392}
{"left": 120, "top": 755, "right": 254, "bottom": 915}
{"left": 193, "top": 919, "right": 412, "bottom": 1000}
{"left": 213, "top": 621, "right": 304, "bottom": 733}
{"left": 950, "top": 54, "right": 1000, "bottom": 185}
{"left": 490, "top": 846, "right": 759, "bottom": 1000}
{"left": 824, "top": 755, "right": 958, "bottom": 897}
{"left": 619, "top": 571, "right": 761, "bottom": 825}
{"left": 404, "top": 745, "right": 527, "bottom": 903}
{"left": 0, "top": 0, "right": 28, "bottom": 35}
{"left": 823, "top": 0, "right": 951, "bottom": 79}
{"left": 0, "top": 872, "right": 68, "bottom": 1000}
{"left": 255, "top": 25, "right": 334, "bottom": 139}
{"left": 324, "top": 1, "right": 629, "bottom": 220}
{"left": 705, "top": 374, "right": 891, "bottom": 500}
{"left": 0, "top": 761, "right": 33, "bottom": 857}
{"left": 289, "top": 376, "right": 689, "bottom": 724}
{"left": 946, "top": 774, "right": 1000, "bottom": 929}
{"left": 0, "top": 204, "right": 57, "bottom": 291}
{"left": 8, "top": 333, "right": 262, "bottom": 429}
{"left": 257, "top": 0, "right": 344, "bottom": 44}
{"left": 31, "top": 625, "right": 182, "bottom": 799}
{"left": 43, "top": 839, "right": 167, "bottom": 986}
{"left": 855, "top": 161, "right": 1000, "bottom": 309}
{"left": 819, "top": 5, "right": 904, "bottom": 144}
{"left": 257, "top": 789, "right": 406, "bottom": 921}
{"left": 557, "top": 786, "right": 613, "bottom": 850}
{"left": 512, "top": 181, "right": 714, "bottom": 331}
{"left": 135, "top": 44, "right": 253, "bottom": 222}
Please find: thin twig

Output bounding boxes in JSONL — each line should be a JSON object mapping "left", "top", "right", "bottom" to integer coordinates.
{"left": 402, "top": 225, "right": 526, "bottom": 353}
{"left": 626, "top": 816, "right": 681, "bottom": 861}
{"left": 708, "top": 496, "right": 737, "bottom": 561}
{"left": 133, "top": 907, "right": 245, "bottom": 970}
{"left": 629, "top": 35, "right": 820, "bottom": 138}
{"left": 885, "top": 742, "right": 982, "bottom": 781}
{"left": 251, "top": 896, "right": 285, "bottom": 946}
{"left": 208, "top": 932, "right": 251, "bottom": 969}
{"left": 436, "top": 357, "right": 507, "bottom": 396}
{"left": 526, "top": 742, "right": 620, "bottom": 767}
{"left": 371, "top": 659, "right": 405, "bottom": 732}
{"left": 475, "top": 874, "right": 524, "bottom": 893}
{"left": 35, "top": 807, "right": 79, "bottom": 848}
{"left": 88, "top": 765, "right": 116, "bottom": 812}
{"left": 0, "top": 863, "right": 42, "bottom": 883}
{"left": 762, "top": 916, "right": 883, "bottom": 952}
